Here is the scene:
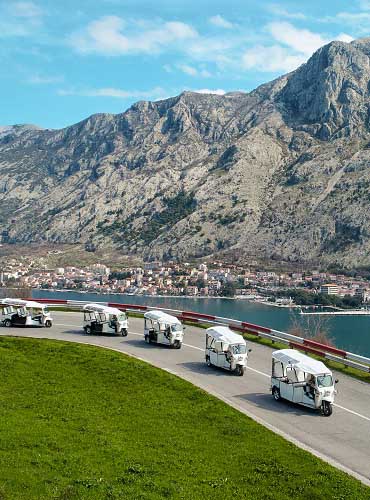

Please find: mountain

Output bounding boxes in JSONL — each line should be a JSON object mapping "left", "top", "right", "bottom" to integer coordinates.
{"left": 2, "top": 38, "right": 370, "bottom": 266}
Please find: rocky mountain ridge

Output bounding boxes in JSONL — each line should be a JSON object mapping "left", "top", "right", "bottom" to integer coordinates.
{"left": 1, "top": 38, "right": 370, "bottom": 266}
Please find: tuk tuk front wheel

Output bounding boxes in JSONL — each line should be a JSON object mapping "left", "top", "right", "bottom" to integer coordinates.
{"left": 85, "top": 326, "right": 91, "bottom": 335}
{"left": 3, "top": 319, "right": 11, "bottom": 327}
{"left": 272, "top": 386, "right": 281, "bottom": 401}
{"left": 121, "top": 328, "right": 128, "bottom": 337}
{"left": 235, "top": 365, "right": 244, "bottom": 376}
{"left": 45, "top": 320, "right": 52, "bottom": 328}
{"left": 206, "top": 356, "right": 211, "bottom": 367}
{"left": 172, "top": 340, "right": 182, "bottom": 349}
{"left": 321, "top": 401, "right": 333, "bottom": 417}
{"left": 145, "top": 335, "right": 150, "bottom": 344}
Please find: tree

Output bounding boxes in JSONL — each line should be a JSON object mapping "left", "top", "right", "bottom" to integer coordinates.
{"left": 195, "top": 278, "right": 205, "bottom": 289}
{"left": 219, "top": 282, "right": 236, "bottom": 297}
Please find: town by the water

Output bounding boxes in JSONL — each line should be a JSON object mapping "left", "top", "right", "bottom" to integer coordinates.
{"left": 1, "top": 250, "right": 370, "bottom": 309}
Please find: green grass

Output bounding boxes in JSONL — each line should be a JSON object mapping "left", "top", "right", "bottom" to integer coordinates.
{"left": 0, "top": 337, "right": 368, "bottom": 500}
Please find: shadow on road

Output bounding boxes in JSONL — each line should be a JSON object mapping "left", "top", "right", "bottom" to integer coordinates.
{"left": 179, "top": 361, "right": 235, "bottom": 377}
{"left": 63, "top": 329, "right": 84, "bottom": 335}
{"left": 236, "top": 392, "right": 321, "bottom": 417}
{"left": 122, "top": 338, "right": 173, "bottom": 350}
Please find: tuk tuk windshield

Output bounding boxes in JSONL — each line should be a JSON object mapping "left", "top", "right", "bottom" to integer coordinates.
{"left": 231, "top": 344, "right": 246, "bottom": 355}
{"left": 316, "top": 374, "right": 333, "bottom": 388}
{"left": 118, "top": 313, "right": 126, "bottom": 322}
{"left": 171, "top": 324, "right": 182, "bottom": 333}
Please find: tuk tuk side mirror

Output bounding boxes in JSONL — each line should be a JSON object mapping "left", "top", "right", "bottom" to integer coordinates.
{"left": 335, "top": 379, "right": 339, "bottom": 384}
{"left": 248, "top": 348, "right": 252, "bottom": 352}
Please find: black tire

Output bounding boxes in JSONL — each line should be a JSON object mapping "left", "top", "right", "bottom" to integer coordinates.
{"left": 321, "top": 401, "right": 333, "bottom": 417}
{"left": 145, "top": 335, "right": 150, "bottom": 344}
{"left": 235, "top": 365, "right": 244, "bottom": 376}
{"left": 4, "top": 319, "right": 11, "bottom": 327}
{"left": 206, "top": 356, "right": 211, "bottom": 367}
{"left": 121, "top": 329, "right": 128, "bottom": 337}
{"left": 85, "top": 326, "right": 91, "bottom": 335}
{"left": 45, "top": 320, "right": 52, "bottom": 328}
{"left": 171, "top": 340, "right": 181, "bottom": 349}
{"left": 272, "top": 386, "right": 281, "bottom": 401}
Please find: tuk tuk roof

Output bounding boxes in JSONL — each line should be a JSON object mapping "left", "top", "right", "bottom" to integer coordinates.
{"left": 144, "top": 310, "right": 181, "bottom": 325}
{"left": 83, "top": 303, "right": 124, "bottom": 316}
{"left": 272, "top": 349, "right": 331, "bottom": 375}
{"left": 206, "top": 326, "right": 246, "bottom": 345}
{"left": 0, "top": 298, "right": 46, "bottom": 309}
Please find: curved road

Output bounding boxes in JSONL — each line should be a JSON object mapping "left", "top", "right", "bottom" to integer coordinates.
{"left": 1, "top": 312, "right": 370, "bottom": 486}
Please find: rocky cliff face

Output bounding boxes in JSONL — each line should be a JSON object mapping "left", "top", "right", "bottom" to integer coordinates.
{"left": 2, "top": 38, "right": 370, "bottom": 266}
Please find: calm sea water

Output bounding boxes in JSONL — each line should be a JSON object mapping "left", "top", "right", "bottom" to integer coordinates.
{"left": 32, "top": 290, "right": 370, "bottom": 357}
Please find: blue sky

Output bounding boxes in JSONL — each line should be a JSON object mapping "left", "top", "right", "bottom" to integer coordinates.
{"left": 2, "top": 0, "right": 370, "bottom": 129}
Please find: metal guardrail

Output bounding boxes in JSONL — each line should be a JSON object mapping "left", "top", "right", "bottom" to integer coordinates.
{"left": 30, "top": 297, "right": 370, "bottom": 373}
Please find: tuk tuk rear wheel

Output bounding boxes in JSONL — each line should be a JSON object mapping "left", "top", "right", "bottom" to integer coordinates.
{"left": 4, "top": 319, "right": 11, "bottom": 327}
{"left": 321, "top": 401, "right": 333, "bottom": 417}
{"left": 272, "top": 387, "right": 281, "bottom": 401}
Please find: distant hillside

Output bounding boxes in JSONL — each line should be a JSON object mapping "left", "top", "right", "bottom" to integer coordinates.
{"left": 2, "top": 37, "right": 370, "bottom": 266}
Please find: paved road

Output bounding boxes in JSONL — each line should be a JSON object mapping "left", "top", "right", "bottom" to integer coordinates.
{"left": 1, "top": 311, "right": 370, "bottom": 486}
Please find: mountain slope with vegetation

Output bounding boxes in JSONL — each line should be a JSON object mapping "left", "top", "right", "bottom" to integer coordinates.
{"left": 2, "top": 38, "right": 370, "bottom": 266}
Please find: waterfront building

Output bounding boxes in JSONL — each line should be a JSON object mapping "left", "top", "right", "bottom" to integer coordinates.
{"left": 321, "top": 284, "right": 339, "bottom": 295}
{"left": 355, "top": 287, "right": 370, "bottom": 302}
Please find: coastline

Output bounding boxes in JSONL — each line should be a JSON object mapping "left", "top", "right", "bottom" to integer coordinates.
{"left": 33, "top": 288, "right": 237, "bottom": 300}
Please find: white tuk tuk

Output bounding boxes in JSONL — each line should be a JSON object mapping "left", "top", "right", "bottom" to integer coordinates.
{"left": 0, "top": 298, "right": 53, "bottom": 327}
{"left": 143, "top": 310, "right": 184, "bottom": 349}
{"left": 83, "top": 303, "right": 128, "bottom": 336}
{"left": 205, "top": 326, "right": 250, "bottom": 376}
{"left": 271, "top": 349, "right": 338, "bottom": 416}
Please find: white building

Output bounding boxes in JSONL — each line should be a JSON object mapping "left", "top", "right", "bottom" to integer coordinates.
{"left": 321, "top": 284, "right": 339, "bottom": 295}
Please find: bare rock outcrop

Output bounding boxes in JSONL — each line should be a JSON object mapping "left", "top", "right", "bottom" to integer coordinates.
{"left": 1, "top": 38, "right": 370, "bottom": 266}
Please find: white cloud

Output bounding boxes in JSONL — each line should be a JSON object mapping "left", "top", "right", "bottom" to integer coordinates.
{"left": 200, "top": 68, "right": 212, "bottom": 77}
{"left": 12, "top": 2, "right": 43, "bottom": 18}
{"left": 208, "top": 15, "right": 233, "bottom": 29}
{"left": 242, "top": 22, "right": 354, "bottom": 73}
{"left": 336, "top": 33, "right": 354, "bottom": 43}
{"left": 193, "top": 88, "right": 226, "bottom": 95}
{"left": 28, "top": 74, "right": 64, "bottom": 84}
{"left": 69, "top": 16, "right": 198, "bottom": 55}
{"left": 359, "top": 0, "right": 370, "bottom": 10}
{"left": 334, "top": 11, "right": 370, "bottom": 23}
{"left": 178, "top": 63, "right": 198, "bottom": 76}
{"left": 0, "top": 1, "right": 43, "bottom": 37}
{"left": 242, "top": 45, "right": 306, "bottom": 72}
{"left": 267, "top": 21, "right": 328, "bottom": 56}
{"left": 267, "top": 5, "right": 307, "bottom": 20}
{"left": 58, "top": 86, "right": 167, "bottom": 99}
{"left": 177, "top": 64, "right": 212, "bottom": 77}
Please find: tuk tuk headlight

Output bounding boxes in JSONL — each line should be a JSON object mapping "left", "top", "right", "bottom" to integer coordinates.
{"left": 324, "top": 390, "right": 331, "bottom": 397}
{"left": 237, "top": 356, "right": 243, "bottom": 362}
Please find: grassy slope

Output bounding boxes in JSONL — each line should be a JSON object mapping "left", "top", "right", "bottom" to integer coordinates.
{"left": 0, "top": 337, "right": 368, "bottom": 500}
